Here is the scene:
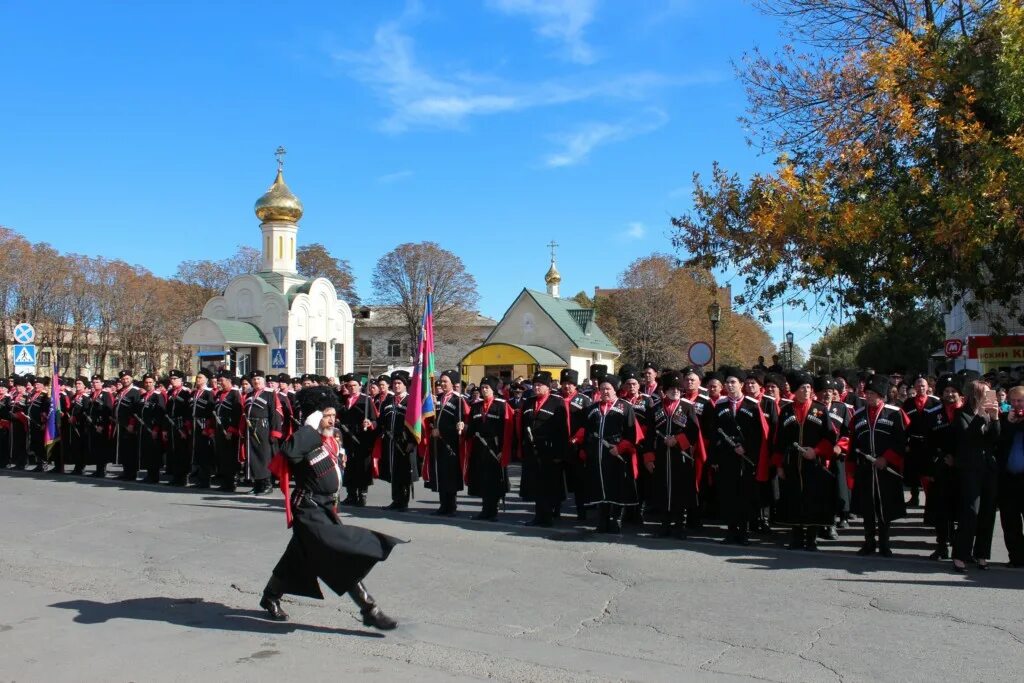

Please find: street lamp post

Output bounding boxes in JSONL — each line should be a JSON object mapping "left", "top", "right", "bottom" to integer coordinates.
{"left": 707, "top": 302, "right": 722, "bottom": 372}
{"left": 786, "top": 331, "right": 795, "bottom": 370}
{"left": 826, "top": 348, "right": 832, "bottom": 374}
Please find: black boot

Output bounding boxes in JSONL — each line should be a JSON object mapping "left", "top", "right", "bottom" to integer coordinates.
{"left": 928, "top": 544, "right": 949, "bottom": 560}
{"left": 804, "top": 526, "right": 819, "bottom": 551}
{"left": 341, "top": 488, "right": 359, "bottom": 505}
{"left": 878, "top": 523, "right": 893, "bottom": 557}
{"left": 356, "top": 490, "right": 367, "bottom": 507}
{"left": 260, "top": 575, "right": 288, "bottom": 621}
{"left": 657, "top": 520, "right": 672, "bottom": 538}
{"left": 787, "top": 527, "right": 805, "bottom": 550}
{"left": 349, "top": 582, "right": 397, "bottom": 630}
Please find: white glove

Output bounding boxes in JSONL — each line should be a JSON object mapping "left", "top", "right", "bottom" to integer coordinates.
{"left": 304, "top": 410, "right": 323, "bottom": 428}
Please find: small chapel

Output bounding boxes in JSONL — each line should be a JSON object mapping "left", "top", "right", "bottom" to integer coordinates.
{"left": 458, "top": 246, "right": 620, "bottom": 385}
{"left": 181, "top": 149, "right": 355, "bottom": 377}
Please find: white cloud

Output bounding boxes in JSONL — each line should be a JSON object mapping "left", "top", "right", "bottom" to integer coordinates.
{"left": 335, "top": 14, "right": 703, "bottom": 133}
{"left": 544, "top": 108, "right": 669, "bottom": 167}
{"left": 377, "top": 170, "right": 414, "bottom": 183}
{"left": 625, "top": 221, "right": 646, "bottom": 239}
{"left": 488, "top": 0, "right": 598, "bottom": 64}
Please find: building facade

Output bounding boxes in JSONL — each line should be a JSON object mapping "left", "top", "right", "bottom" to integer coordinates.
{"left": 181, "top": 157, "right": 355, "bottom": 377}
{"left": 459, "top": 255, "right": 620, "bottom": 385}
{"left": 353, "top": 306, "right": 496, "bottom": 379}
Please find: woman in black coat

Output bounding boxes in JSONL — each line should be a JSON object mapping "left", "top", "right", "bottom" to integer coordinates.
{"left": 261, "top": 386, "right": 403, "bottom": 629}
{"left": 951, "top": 379, "right": 1001, "bottom": 572}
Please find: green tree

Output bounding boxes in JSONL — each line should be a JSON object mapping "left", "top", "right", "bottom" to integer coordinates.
{"left": 672, "top": 1, "right": 1024, "bottom": 330}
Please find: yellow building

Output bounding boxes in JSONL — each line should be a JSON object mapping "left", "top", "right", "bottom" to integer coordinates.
{"left": 460, "top": 256, "right": 619, "bottom": 385}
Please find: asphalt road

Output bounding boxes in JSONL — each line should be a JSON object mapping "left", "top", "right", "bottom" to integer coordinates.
{"left": 1, "top": 467, "right": 1022, "bottom": 682}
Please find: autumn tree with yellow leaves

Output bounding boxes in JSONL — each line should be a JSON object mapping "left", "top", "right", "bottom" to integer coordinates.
{"left": 673, "top": 1, "right": 1024, "bottom": 329}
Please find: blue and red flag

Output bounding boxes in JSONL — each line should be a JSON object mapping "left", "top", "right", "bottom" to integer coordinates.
{"left": 405, "top": 290, "right": 436, "bottom": 442}
{"left": 44, "top": 363, "right": 61, "bottom": 454}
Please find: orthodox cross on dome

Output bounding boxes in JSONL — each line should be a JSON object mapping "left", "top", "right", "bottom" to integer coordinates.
{"left": 547, "top": 240, "right": 559, "bottom": 262}
{"left": 275, "top": 145, "right": 287, "bottom": 171}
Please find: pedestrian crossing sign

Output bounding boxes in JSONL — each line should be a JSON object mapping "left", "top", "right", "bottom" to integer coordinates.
{"left": 271, "top": 348, "right": 287, "bottom": 369}
{"left": 13, "top": 344, "right": 36, "bottom": 366}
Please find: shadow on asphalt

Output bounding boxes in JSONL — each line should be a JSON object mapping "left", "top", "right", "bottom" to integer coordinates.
{"left": 49, "top": 597, "right": 385, "bottom": 638}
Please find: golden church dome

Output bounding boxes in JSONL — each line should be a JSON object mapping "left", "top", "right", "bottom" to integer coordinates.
{"left": 545, "top": 261, "right": 562, "bottom": 284}
{"left": 254, "top": 168, "right": 303, "bottom": 223}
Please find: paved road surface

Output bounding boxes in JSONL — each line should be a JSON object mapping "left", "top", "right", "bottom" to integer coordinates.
{"left": 1, "top": 468, "right": 1022, "bottom": 682}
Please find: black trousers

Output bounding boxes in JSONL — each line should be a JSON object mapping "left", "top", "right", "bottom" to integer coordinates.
{"left": 391, "top": 481, "right": 410, "bottom": 507}
{"left": 998, "top": 472, "right": 1024, "bottom": 564}
{"left": 861, "top": 488, "right": 890, "bottom": 547}
{"left": 953, "top": 469, "right": 998, "bottom": 562}
{"left": 439, "top": 491, "right": 457, "bottom": 512}
{"left": 215, "top": 436, "right": 239, "bottom": 487}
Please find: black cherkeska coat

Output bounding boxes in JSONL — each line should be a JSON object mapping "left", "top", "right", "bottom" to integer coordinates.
{"left": 711, "top": 395, "right": 770, "bottom": 526}
{"left": 425, "top": 392, "right": 469, "bottom": 496}
{"left": 338, "top": 392, "right": 377, "bottom": 491}
{"left": 643, "top": 398, "right": 704, "bottom": 512}
{"left": 466, "top": 396, "right": 514, "bottom": 500}
{"left": 375, "top": 393, "right": 419, "bottom": 487}
{"left": 269, "top": 426, "right": 402, "bottom": 600}
{"left": 582, "top": 398, "right": 642, "bottom": 507}
{"left": 902, "top": 394, "right": 942, "bottom": 484}
{"left": 518, "top": 392, "right": 570, "bottom": 503}
{"left": 774, "top": 399, "right": 838, "bottom": 526}
{"left": 850, "top": 402, "right": 909, "bottom": 523}
{"left": 923, "top": 403, "right": 959, "bottom": 528}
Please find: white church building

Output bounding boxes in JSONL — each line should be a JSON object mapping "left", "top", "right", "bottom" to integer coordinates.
{"left": 182, "top": 155, "right": 354, "bottom": 377}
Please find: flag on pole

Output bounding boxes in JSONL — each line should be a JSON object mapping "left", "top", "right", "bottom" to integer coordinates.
{"left": 44, "top": 363, "right": 61, "bottom": 455}
{"left": 405, "top": 290, "right": 436, "bottom": 442}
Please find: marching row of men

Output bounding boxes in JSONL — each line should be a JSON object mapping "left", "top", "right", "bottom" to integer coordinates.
{"left": 4, "top": 362, "right": 1022, "bottom": 570}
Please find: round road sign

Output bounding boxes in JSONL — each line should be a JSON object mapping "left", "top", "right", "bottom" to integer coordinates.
{"left": 688, "top": 341, "right": 713, "bottom": 366}
{"left": 13, "top": 323, "right": 35, "bottom": 344}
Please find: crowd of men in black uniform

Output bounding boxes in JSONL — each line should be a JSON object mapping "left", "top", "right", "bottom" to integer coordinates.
{"left": 3, "top": 362, "right": 1023, "bottom": 573}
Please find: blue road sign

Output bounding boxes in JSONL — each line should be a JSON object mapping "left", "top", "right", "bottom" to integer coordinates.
{"left": 13, "top": 344, "right": 37, "bottom": 366}
{"left": 271, "top": 348, "right": 287, "bottom": 369}
{"left": 14, "top": 323, "right": 35, "bottom": 344}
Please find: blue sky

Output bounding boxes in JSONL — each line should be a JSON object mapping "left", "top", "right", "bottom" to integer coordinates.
{"left": 0, "top": 0, "right": 820, "bottom": 350}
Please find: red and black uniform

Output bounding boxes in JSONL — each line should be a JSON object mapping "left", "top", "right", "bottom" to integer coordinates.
{"left": 190, "top": 384, "right": 216, "bottom": 487}
{"left": 240, "top": 387, "right": 283, "bottom": 492}
{"left": 339, "top": 391, "right": 377, "bottom": 504}
{"left": 851, "top": 402, "right": 909, "bottom": 551}
{"left": 924, "top": 400, "right": 960, "bottom": 551}
{"left": 465, "top": 394, "right": 514, "bottom": 520}
{"left": 518, "top": 391, "right": 570, "bottom": 526}
{"left": 824, "top": 399, "right": 853, "bottom": 522}
{"left": 67, "top": 388, "right": 91, "bottom": 474}
{"left": 773, "top": 398, "right": 838, "bottom": 547}
{"left": 424, "top": 391, "right": 469, "bottom": 513}
{"left": 213, "top": 386, "right": 242, "bottom": 491}
{"left": 643, "top": 397, "right": 704, "bottom": 535}
{"left": 374, "top": 393, "right": 419, "bottom": 510}
{"left": 0, "top": 389, "right": 12, "bottom": 468}
{"left": 87, "top": 386, "right": 114, "bottom": 476}
{"left": 165, "top": 384, "right": 193, "bottom": 485}
{"left": 114, "top": 383, "right": 142, "bottom": 478}
{"left": 6, "top": 385, "right": 30, "bottom": 468}
{"left": 26, "top": 388, "right": 51, "bottom": 470}
{"left": 582, "top": 397, "right": 643, "bottom": 532}
{"left": 684, "top": 388, "right": 716, "bottom": 527}
{"left": 712, "top": 395, "right": 771, "bottom": 542}
{"left": 902, "top": 392, "right": 941, "bottom": 499}
{"left": 137, "top": 387, "right": 166, "bottom": 483}
{"left": 563, "top": 387, "right": 592, "bottom": 520}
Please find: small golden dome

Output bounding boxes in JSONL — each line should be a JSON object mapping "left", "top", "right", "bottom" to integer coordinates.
{"left": 545, "top": 261, "right": 562, "bottom": 284}
{"left": 254, "top": 168, "right": 303, "bottom": 223}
